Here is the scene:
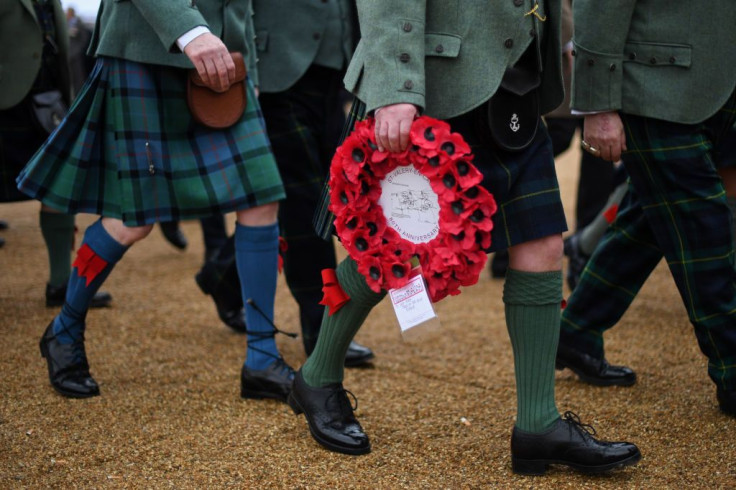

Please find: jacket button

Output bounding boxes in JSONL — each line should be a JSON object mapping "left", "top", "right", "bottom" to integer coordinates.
{"left": 669, "top": 56, "right": 676, "bottom": 64}
{"left": 514, "top": 0, "right": 523, "bottom": 5}
{"left": 571, "top": 49, "right": 577, "bottom": 56}
{"left": 609, "top": 63, "right": 616, "bottom": 71}
{"left": 628, "top": 52, "right": 636, "bottom": 60}
{"left": 504, "top": 38, "right": 513, "bottom": 49}
{"left": 399, "top": 53, "right": 410, "bottom": 63}
{"left": 650, "top": 57, "right": 657, "bottom": 64}
{"left": 403, "top": 80, "right": 414, "bottom": 90}
{"left": 402, "top": 22, "right": 413, "bottom": 32}
{"left": 313, "top": 32, "right": 321, "bottom": 41}
{"left": 587, "top": 59, "right": 595, "bottom": 66}
{"left": 435, "top": 45, "right": 444, "bottom": 54}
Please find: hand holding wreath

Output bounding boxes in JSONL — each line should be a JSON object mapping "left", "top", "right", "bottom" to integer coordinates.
{"left": 329, "top": 115, "right": 497, "bottom": 303}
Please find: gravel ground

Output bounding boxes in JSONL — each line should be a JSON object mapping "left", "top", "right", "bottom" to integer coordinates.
{"left": 1, "top": 144, "right": 735, "bottom": 489}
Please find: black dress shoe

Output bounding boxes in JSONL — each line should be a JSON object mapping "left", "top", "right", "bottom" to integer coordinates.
{"left": 0, "top": 237, "right": 4, "bottom": 248}
{"left": 556, "top": 341, "right": 636, "bottom": 387}
{"left": 563, "top": 233, "right": 590, "bottom": 291}
{"left": 241, "top": 358, "right": 295, "bottom": 402}
{"left": 39, "top": 321, "right": 100, "bottom": 398}
{"left": 0, "top": 220, "right": 8, "bottom": 230}
{"left": 159, "top": 221, "right": 188, "bottom": 250}
{"left": 195, "top": 269, "right": 246, "bottom": 333}
{"left": 717, "top": 388, "right": 736, "bottom": 416}
{"left": 288, "top": 370, "right": 370, "bottom": 455}
{"left": 344, "top": 341, "right": 374, "bottom": 368}
{"left": 46, "top": 283, "right": 113, "bottom": 308}
{"left": 511, "top": 412, "right": 641, "bottom": 475}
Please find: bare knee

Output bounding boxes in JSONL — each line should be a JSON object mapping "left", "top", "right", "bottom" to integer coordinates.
{"left": 508, "top": 234, "right": 563, "bottom": 272}
{"left": 101, "top": 217, "right": 153, "bottom": 246}
{"left": 236, "top": 202, "right": 279, "bottom": 227}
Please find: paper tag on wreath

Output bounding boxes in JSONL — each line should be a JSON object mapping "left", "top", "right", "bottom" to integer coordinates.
{"left": 388, "top": 264, "right": 441, "bottom": 341}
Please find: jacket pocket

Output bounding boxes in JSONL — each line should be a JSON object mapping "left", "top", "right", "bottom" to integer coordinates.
{"left": 624, "top": 41, "right": 692, "bottom": 68}
{"left": 424, "top": 33, "right": 462, "bottom": 58}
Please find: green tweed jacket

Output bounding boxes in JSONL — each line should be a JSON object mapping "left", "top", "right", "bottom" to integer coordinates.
{"left": 89, "top": 0, "right": 260, "bottom": 85}
{"left": 572, "top": 1, "right": 736, "bottom": 124}
{"left": 253, "top": 0, "right": 354, "bottom": 93}
{"left": 0, "top": 0, "right": 71, "bottom": 109}
{"left": 344, "top": 0, "right": 563, "bottom": 120}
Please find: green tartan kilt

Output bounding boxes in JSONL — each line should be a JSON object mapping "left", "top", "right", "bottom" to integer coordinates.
{"left": 16, "top": 57, "right": 285, "bottom": 226}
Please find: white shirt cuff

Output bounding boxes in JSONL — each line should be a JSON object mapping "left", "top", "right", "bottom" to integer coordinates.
{"left": 571, "top": 109, "right": 606, "bottom": 116}
{"left": 176, "top": 26, "right": 210, "bottom": 51}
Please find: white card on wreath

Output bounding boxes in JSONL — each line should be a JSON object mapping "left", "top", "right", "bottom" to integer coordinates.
{"left": 388, "top": 267, "right": 441, "bottom": 340}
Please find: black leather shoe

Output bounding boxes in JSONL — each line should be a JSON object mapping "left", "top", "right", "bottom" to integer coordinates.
{"left": 39, "top": 321, "right": 100, "bottom": 398}
{"left": 288, "top": 370, "right": 370, "bottom": 455}
{"left": 195, "top": 269, "right": 246, "bottom": 333}
{"left": 46, "top": 283, "right": 113, "bottom": 308}
{"left": 556, "top": 341, "right": 636, "bottom": 387}
{"left": 511, "top": 412, "right": 641, "bottom": 475}
{"left": 241, "top": 358, "right": 295, "bottom": 402}
{"left": 159, "top": 221, "right": 188, "bottom": 250}
{"left": 0, "top": 237, "right": 4, "bottom": 248}
{"left": 563, "top": 233, "right": 590, "bottom": 291}
{"left": 344, "top": 341, "right": 374, "bottom": 367}
{"left": 717, "top": 388, "right": 736, "bottom": 416}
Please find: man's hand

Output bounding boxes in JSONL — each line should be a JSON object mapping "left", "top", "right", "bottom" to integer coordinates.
{"left": 374, "top": 103, "right": 418, "bottom": 153}
{"left": 582, "top": 112, "right": 627, "bottom": 162}
{"left": 184, "top": 33, "right": 235, "bottom": 93}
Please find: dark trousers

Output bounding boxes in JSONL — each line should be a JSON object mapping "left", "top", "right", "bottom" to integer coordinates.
{"left": 0, "top": 97, "right": 45, "bottom": 202}
{"left": 561, "top": 90, "right": 736, "bottom": 391}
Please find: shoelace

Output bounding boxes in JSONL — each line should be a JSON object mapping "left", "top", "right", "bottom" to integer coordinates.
{"left": 326, "top": 387, "right": 359, "bottom": 413}
{"left": 562, "top": 411, "right": 597, "bottom": 437}
{"left": 244, "top": 298, "right": 298, "bottom": 361}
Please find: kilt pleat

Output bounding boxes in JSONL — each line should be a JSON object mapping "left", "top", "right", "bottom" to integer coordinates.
{"left": 17, "top": 57, "right": 284, "bottom": 226}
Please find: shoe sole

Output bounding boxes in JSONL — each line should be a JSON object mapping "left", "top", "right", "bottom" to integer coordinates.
{"left": 512, "top": 450, "right": 642, "bottom": 475}
{"left": 39, "top": 339, "right": 100, "bottom": 399}
{"left": 555, "top": 361, "right": 637, "bottom": 387}
{"left": 287, "top": 392, "right": 371, "bottom": 456}
{"left": 241, "top": 388, "right": 288, "bottom": 403}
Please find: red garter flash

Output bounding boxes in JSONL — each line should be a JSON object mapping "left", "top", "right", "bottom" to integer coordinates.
{"left": 72, "top": 244, "right": 109, "bottom": 287}
{"left": 277, "top": 237, "right": 288, "bottom": 273}
{"left": 603, "top": 204, "right": 619, "bottom": 224}
{"left": 319, "top": 268, "right": 350, "bottom": 316}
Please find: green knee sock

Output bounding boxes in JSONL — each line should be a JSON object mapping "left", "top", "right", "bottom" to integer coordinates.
{"left": 504, "top": 268, "right": 562, "bottom": 433}
{"left": 40, "top": 211, "right": 75, "bottom": 287}
{"left": 301, "top": 257, "right": 385, "bottom": 387}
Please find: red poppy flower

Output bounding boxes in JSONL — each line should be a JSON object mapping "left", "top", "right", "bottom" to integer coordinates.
{"left": 356, "top": 254, "right": 384, "bottom": 293}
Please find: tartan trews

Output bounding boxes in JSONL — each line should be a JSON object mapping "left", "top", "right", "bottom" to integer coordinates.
{"left": 17, "top": 57, "right": 285, "bottom": 226}
{"left": 620, "top": 92, "right": 736, "bottom": 390}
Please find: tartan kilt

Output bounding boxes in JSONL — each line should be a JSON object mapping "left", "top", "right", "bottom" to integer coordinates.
{"left": 16, "top": 57, "right": 285, "bottom": 226}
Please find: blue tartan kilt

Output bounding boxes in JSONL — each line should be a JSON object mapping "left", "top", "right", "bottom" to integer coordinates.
{"left": 16, "top": 57, "right": 285, "bottom": 226}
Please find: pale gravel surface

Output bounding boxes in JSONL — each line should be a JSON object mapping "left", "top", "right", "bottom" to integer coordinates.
{"left": 1, "top": 143, "right": 735, "bottom": 488}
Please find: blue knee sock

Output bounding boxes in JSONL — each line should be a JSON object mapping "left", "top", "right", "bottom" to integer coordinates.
{"left": 235, "top": 222, "right": 281, "bottom": 370}
{"left": 52, "top": 220, "right": 128, "bottom": 344}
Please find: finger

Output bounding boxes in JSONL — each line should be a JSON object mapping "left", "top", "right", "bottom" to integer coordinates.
{"left": 376, "top": 120, "right": 388, "bottom": 153}
{"left": 213, "top": 55, "right": 230, "bottom": 91}
{"left": 398, "top": 118, "right": 411, "bottom": 151}
{"left": 204, "top": 57, "right": 219, "bottom": 89}
{"left": 223, "top": 52, "right": 236, "bottom": 83}
{"left": 388, "top": 120, "right": 400, "bottom": 153}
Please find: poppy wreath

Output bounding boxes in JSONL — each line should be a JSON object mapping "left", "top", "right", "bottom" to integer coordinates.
{"left": 329, "top": 115, "right": 498, "bottom": 302}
